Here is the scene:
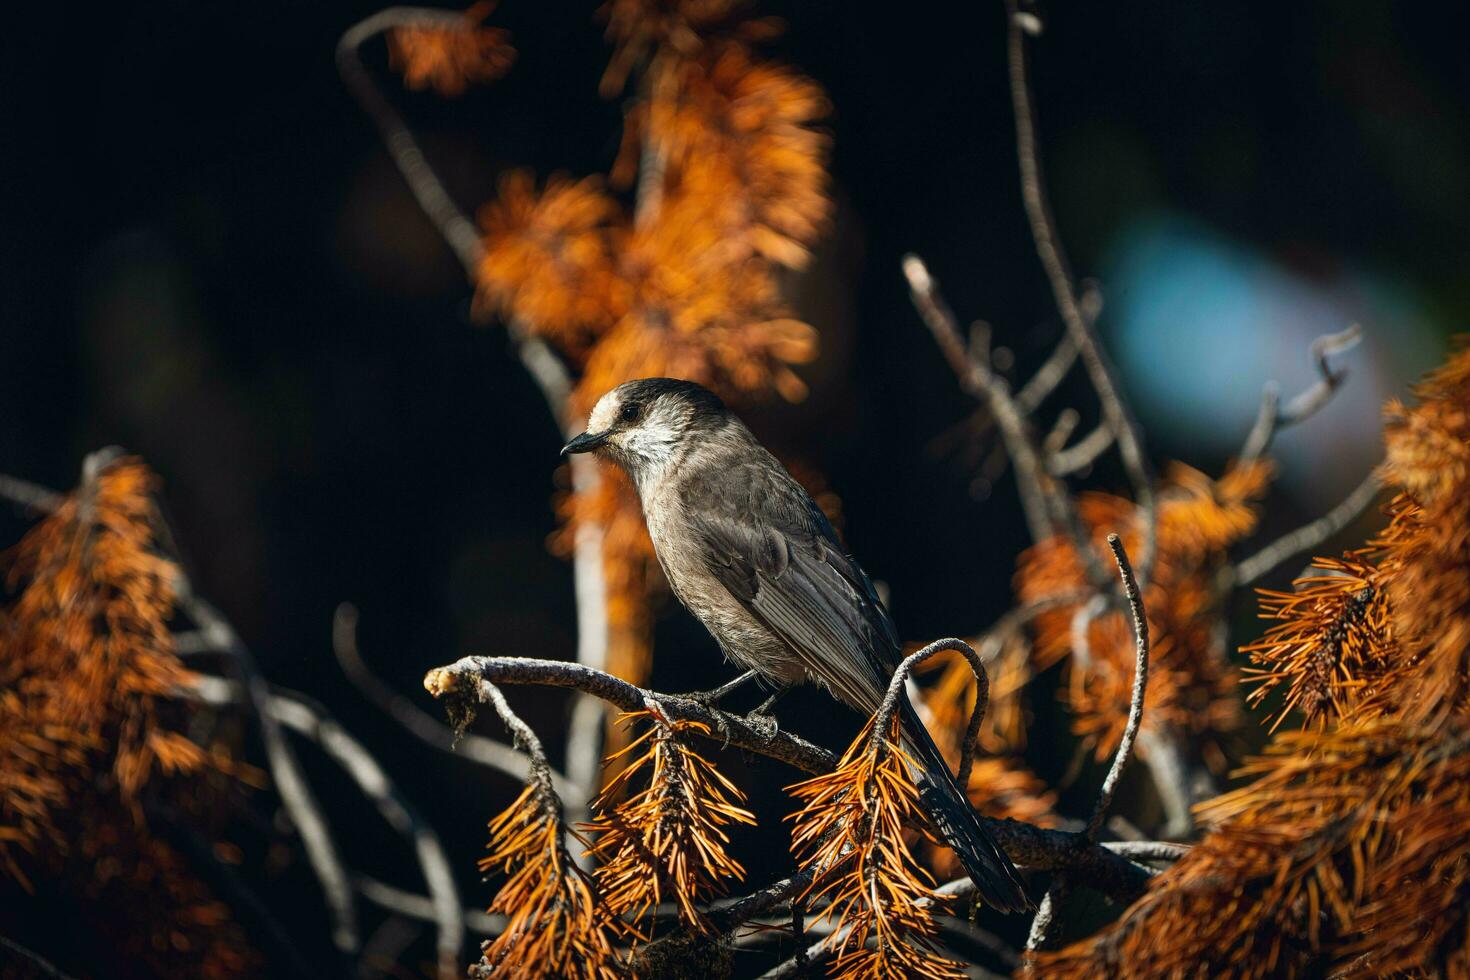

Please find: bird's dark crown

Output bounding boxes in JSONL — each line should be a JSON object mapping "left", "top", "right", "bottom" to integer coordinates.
{"left": 615, "top": 378, "right": 729, "bottom": 430}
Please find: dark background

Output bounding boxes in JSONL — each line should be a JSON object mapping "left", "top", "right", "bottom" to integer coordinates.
{"left": 3, "top": 0, "right": 1467, "bottom": 974}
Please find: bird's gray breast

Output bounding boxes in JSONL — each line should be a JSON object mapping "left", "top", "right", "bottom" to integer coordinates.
{"left": 643, "top": 476, "right": 804, "bottom": 684}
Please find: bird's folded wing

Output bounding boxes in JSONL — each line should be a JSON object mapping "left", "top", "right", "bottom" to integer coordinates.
{"left": 686, "top": 465, "right": 901, "bottom": 714}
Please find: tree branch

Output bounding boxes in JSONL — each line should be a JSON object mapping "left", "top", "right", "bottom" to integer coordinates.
{"left": 268, "top": 692, "right": 464, "bottom": 978}
{"left": 1087, "top": 535, "right": 1150, "bottom": 843}
{"left": 331, "top": 604, "right": 585, "bottom": 808}
{"left": 1230, "top": 469, "right": 1382, "bottom": 587}
{"left": 1239, "top": 324, "right": 1362, "bottom": 463}
{"left": 423, "top": 654, "right": 1156, "bottom": 901}
{"left": 904, "top": 254, "right": 1110, "bottom": 589}
{"left": 1002, "top": 0, "right": 1156, "bottom": 584}
{"left": 337, "top": 9, "right": 611, "bottom": 822}
{"left": 180, "top": 592, "right": 361, "bottom": 955}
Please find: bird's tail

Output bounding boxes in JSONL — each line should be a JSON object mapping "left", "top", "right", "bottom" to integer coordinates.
{"left": 896, "top": 697, "right": 1033, "bottom": 913}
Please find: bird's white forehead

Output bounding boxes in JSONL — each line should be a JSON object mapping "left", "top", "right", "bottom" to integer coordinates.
{"left": 586, "top": 388, "right": 623, "bottom": 433}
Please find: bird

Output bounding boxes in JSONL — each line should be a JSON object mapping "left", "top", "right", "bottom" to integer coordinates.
{"left": 561, "top": 377, "right": 1032, "bottom": 913}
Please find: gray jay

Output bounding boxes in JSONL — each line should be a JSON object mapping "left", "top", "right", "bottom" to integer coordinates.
{"left": 562, "top": 377, "right": 1030, "bottom": 913}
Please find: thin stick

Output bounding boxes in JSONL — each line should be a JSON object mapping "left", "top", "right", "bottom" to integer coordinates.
{"left": 1015, "top": 334, "right": 1079, "bottom": 414}
{"left": 337, "top": 11, "right": 611, "bottom": 821}
{"left": 1239, "top": 325, "right": 1362, "bottom": 462}
{"left": 904, "top": 254, "right": 1109, "bottom": 589}
{"left": 905, "top": 253, "right": 1052, "bottom": 543}
{"left": 331, "top": 604, "right": 585, "bottom": 808}
{"left": 0, "top": 473, "right": 63, "bottom": 513}
{"left": 337, "top": 8, "right": 486, "bottom": 271}
{"left": 1002, "top": 1, "right": 1157, "bottom": 583}
{"left": 1022, "top": 880, "right": 1066, "bottom": 957}
{"left": 181, "top": 592, "right": 361, "bottom": 954}
{"left": 269, "top": 692, "right": 464, "bottom": 977}
{"left": 1047, "top": 422, "right": 1115, "bottom": 476}
{"left": 0, "top": 935, "right": 76, "bottom": 980}
{"left": 1102, "top": 840, "right": 1188, "bottom": 862}
{"left": 1231, "top": 470, "right": 1382, "bottom": 586}
{"left": 871, "top": 637, "right": 988, "bottom": 789}
{"left": 1026, "top": 535, "right": 1148, "bottom": 964}
{"left": 1087, "top": 535, "right": 1150, "bottom": 843}
{"left": 356, "top": 875, "right": 505, "bottom": 936}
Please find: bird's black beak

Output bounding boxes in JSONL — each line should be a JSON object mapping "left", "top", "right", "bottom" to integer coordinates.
{"left": 561, "top": 430, "right": 609, "bottom": 456}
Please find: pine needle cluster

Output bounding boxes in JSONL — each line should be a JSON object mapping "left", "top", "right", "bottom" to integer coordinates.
{"left": 1039, "top": 340, "right": 1470, "bottom": 977}
{"left": 473, "top": 784, "right": 620, "bottom": 980}
{"left": 0, "top": 457, "right": 254, "bottom": 976}
{"left": 584, "top": 711, "right": 756, "bottom": 934}
{"left": 787, "top": 717, "right": 965, "bottom": 980}
{"left": 1015, "top": 461, "right": 1272, "bottom": 766}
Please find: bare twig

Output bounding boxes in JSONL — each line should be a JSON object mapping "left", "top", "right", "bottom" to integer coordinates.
{"left": 1239, "top": 325, "right": 1363, "bottom": 463}
{"left": 872, "top": 638, "right": 988, "bottom": 788}
{"left": 1002, "top": 0, "right": 1156, "bottom": 584}
{"left": 1086, "top": 535, "right": 1150, "bottom": 843}
{"left": 1231, "top": 470, "right": 1382, "bottom": 587}
{"left": 1015, "top": 334, "right": 1079, "bottom": 415}
{"left": 355, "top": 875, "right": 505, "bottom": 936}
{"left": 337, "top": 8, "right": 485, "bottom": 270}
{"left": 905, "top": 253, "right": 1052, "bottom": 543}
{"left": 1022, "top": 879, "right": 1066, "bottom": 958}
{"left": 1136, "top": 728, "right": 1195, "bottom": 838}
{"left": 1025, "top": 536, "right": 1148, "bottom": 964}
{"left": 1013, "top": 283, "right": 1098, "bottom": 415}
{"left": 1047, "top": 422, "right": 1115, "bottom": 476}
{"left": 181, "top": 592, "right": 361, "bottom": 955}
{"left": 0, "top": 935, "right": 76, "bottom": 980}
{"left": 268, "top": 692, "right": 464, "bottom": 978}
{"left": 337, "top": 10, "right": 611, "bottom": 822}
{"left": 331, "top": 604, "right": 585, "bottom": 809}
{"left": 1102, "top": 840, "right": 1188, "bottom": 863}
{"left": 0, "top": 473, "right": 62, "bottom": 513}
{"left": 904, "top": 254, "right": 1110, "bottom": 589}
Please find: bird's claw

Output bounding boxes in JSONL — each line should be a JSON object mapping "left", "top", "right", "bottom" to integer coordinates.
{"left": 744, "top": 710, "right": 780, "bottom": 739}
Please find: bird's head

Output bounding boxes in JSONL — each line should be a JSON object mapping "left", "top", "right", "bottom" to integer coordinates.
{"left": 562, "top": 378, "right": 730, "bottom": 483}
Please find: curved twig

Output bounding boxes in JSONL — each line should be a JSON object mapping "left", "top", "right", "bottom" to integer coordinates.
{"left": 355, "top": 874, "right": 505, "bottom": 936}
{"left": 1239, "top": 325, "right": 1362, "bottom": 463}
{"left": 1086, "top": 535, "right": 1150, "bottom": 843}
{"left": 268, "top": 692, "right": 464, "bottom": 977}
{"left": 331, "top": 604, "right": 585, "bottom": 808}
{"left": 1230, "top": 470, "right": 1382, "bottom": 587}
{"left": 1002, "top": 0, "right": 1156, "bottom": 585}
{"left": 872, "top": 637, "right": 988, "bottom": 788}
{"left": 181, "top": 593, "right": 361, "bottom": 955}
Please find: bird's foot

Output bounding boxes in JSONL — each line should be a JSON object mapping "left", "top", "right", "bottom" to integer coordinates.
{"left": 742, "top": 687, "right": 788, "bottom": 738}
{"left": 670, "top": 669, "right": 759, "bottom": 710}
{"left": 743, "top": 709, "right": 781, "bottom": 739}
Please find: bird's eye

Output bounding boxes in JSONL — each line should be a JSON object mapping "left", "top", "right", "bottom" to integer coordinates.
{"left": 617, "top": 401, "right": 642, "bottom": 424}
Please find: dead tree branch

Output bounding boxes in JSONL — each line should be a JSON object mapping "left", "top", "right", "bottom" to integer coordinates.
{"left": 1239, "top": 324, "right": 1363, "bottom": 463}
{"left": 424, "top": 654, "right": 1157, "bottom": 902}
{"left": 1002, "top": 0, "right": 1157, "bottom": 585}
{"left": 1087, "top": 535, "right": 1151, "bottom": 843}
{"left": 337, "top": 9, "right": 610, "bottom": 822}
{"left": 331, "top": 604, "right": 585, "bottom": 809}
{"left": 1230, "top": 469, "right": 1383, "bottom": 587}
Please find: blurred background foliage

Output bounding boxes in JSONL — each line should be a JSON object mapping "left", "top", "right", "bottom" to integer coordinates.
{"left": 3, "top": 0, "right": 1468, "bottom": 973}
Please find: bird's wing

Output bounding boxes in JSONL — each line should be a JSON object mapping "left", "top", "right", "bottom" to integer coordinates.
{"left": 681, "top": 457, "right": 900, "bottom": 714}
